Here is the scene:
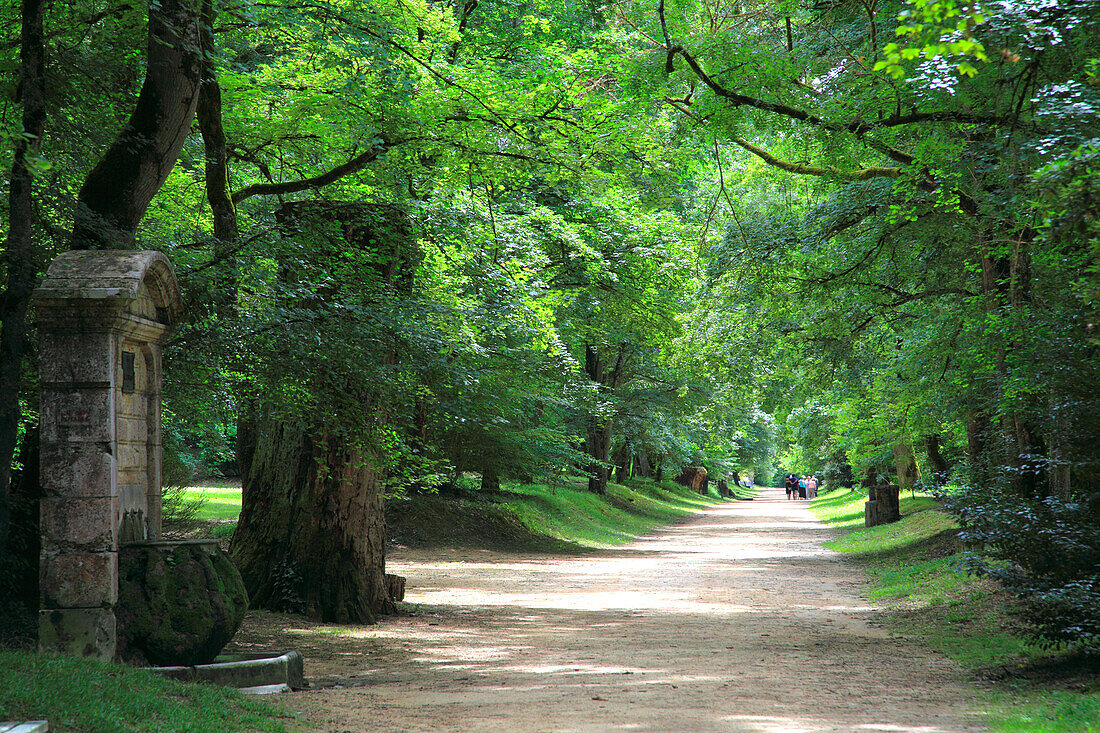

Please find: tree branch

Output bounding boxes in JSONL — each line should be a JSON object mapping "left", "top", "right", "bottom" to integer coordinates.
{"left": 231, "top": 139, "right": 395, "bottom": 204}
{"left": 732, "top": 137, "right": 901, "bottom": 180}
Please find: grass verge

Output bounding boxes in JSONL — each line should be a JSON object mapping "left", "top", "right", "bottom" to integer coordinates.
{"left": 811, "top": 488, "right": 1100, "bottom": 732}
{"left": 0, "top": 650, "right": 294, "bottom": 732}
{"left": 387, "top": 476, "right": 725, "bottom": 551}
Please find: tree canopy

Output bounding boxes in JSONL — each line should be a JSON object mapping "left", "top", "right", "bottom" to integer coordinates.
{"left": 2, "top": 0, "right": 1098, "bottom": 645}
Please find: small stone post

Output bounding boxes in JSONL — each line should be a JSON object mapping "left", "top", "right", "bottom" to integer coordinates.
{"left": 863, "top": 469, "right": 901, "bottom": 527}
{"left": 35, "top": 251, "right": 181, "bottom": 660}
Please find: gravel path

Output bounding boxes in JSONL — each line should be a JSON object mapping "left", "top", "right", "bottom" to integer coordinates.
{"left": 273, "top": 487, "right": 986, "bottom": 731}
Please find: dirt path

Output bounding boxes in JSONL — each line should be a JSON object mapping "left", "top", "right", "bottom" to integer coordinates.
{"left": 262, "top": 488, "right": 986, "bottom": 731}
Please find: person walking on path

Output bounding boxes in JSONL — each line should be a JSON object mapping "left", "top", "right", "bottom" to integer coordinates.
{"left": 784, "top": 473, "right": 797, "bottom": 500}
{"left": 806, "top": 474, "right": 818, "bottom": 499}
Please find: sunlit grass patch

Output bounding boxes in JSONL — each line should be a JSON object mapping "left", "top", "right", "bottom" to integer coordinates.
{"left": 387, "top": 476, "right": 724, "bottom": 551}
{"left": 182, "top": 482, "right": 243, "bottom": 521}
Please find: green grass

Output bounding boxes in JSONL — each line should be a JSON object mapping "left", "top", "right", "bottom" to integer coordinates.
{"left": 811, "top": 488, "right": 1100, "bottom": 732}
{"left": 386, "top": 476, "right": 726, "bottom": 551}
{"left": 0, "top": 650, "right": 293, "bottom": 732}
{"left": 181, "top": 480, "right": 243, "bottom": 522}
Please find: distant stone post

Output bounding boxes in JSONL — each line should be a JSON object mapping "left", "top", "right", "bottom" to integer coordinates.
{"left": 862, "top": 468, "right": 901, "bottom": 527}
{"left": 35, "top": 251, "right": 181, "bottom": 660}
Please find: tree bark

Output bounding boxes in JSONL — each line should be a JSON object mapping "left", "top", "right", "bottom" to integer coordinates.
{"left": 583, "top": 342, "right": 627, "bottom": 494}
{"left": 69, "top": 0, "right": 203, "bottom": 249}
{"left": 480, "top": 468, "right": 500, "bottom": 492}
{"left": 197, "top": 0, "right": 238, "bottom": 244}
{"left": 0, "top": 0, "right": 46, "bottom": 552}
{"left": 613, "top": 440, "right": 630, "bottom": 483}
{"left": 924, "top": 434, "right": 949, "bottom": 487}
{"left": 231, "top": 416, "right": 394, "bottom": 623}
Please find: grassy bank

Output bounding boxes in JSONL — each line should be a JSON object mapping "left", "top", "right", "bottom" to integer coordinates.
{"left": 0, "top": 651, "right": 294, "bottom": 732}
{"left": 386, "top": 476, "right": 726, "bottom": 551}
{"left": 811, "top": 488, "right": 1099, "bottom": 732}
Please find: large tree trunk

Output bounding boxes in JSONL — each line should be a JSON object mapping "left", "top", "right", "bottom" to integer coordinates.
{"left": 613, "top": 440, "right": 630, "bottom": 484}
{"left": 231, "top": 416, "right": 394, "bottom": 623}
{"left": 69, "top": 0, "right": 203, "bottom": 249}
{"left": 585, "top": 421, "right": 612, "bottom": 495}
{"left": 0, "top": 0, "right": 46, "bottom": 554}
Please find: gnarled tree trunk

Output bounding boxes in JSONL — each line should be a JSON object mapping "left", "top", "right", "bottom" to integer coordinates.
{"left": 70, "top": 0, "right": 203, "bottom": 250}
{"left": 231, "top": 416, "right": 394, "bottom": 623}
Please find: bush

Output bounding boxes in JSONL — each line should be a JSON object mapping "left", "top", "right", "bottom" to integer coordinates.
{"left": 943, "top": 484, "right": 1100, "bottom": 652}
{"left": 161, "top": 447, "right": 205, "bottom": 535}
{"left": 822, "top": 459, "right": 854, "bottom": 491}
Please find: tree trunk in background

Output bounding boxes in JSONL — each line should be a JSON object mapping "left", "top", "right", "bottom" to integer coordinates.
{"left": 893, "top": 443, "right": 918, "bottom": 494}
{"left": 196, "top": 0, "right": 238, "bottom": 245}
{"left": 1046, "top": 391, "right": 1072, "bottom": 500}
{"left": 613, "top": 441, "right": 630, "bottom": 483}
{"left": 924, "top": 434, "right": 949, "bottom": 487}
{"left": 69, "top": 0, "right": 203, "bottom": 249}
{"left": 585, "top": 421, "right": 612, "bottom": 495}
{"left": 584, "top": 344, "right": 609, "bottom": 494}
{"left": 583, "top": 342, "right": 627, "bottom": 495}
{"left": 966, "top": 410, "right": 991, "bottom": 488}
{"left": 480, "top": 468, "right": 500, "bottom": 492}
{"left": 231, "top": 416, "right": 394, "bottom": 623}
{"left": 0, "top": 0, "right": 46, "bottom": 554}
{"left": 635, "top": 452, "right": 651, "bottom": 479}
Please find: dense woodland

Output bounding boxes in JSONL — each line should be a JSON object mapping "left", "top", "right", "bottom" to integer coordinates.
{"left": 1, "top": 0, "right": 1098, "bottom": 649}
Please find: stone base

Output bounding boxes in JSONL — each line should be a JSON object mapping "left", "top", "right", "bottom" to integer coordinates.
{"left": 148, "top": 650, "right": 306, "bottom": 692}
{"left": 38, "top": 608, "right": 116, "bottom": 661}
{"left": 0, "top": 723, "right": 50, "bottom": 733}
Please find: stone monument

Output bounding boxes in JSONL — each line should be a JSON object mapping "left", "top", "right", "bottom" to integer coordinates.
{"left": 35, "top": 251, "right": 181, "bottom": 660}
{"left": 862, "top": 468, "right": 901, "bottom": 527}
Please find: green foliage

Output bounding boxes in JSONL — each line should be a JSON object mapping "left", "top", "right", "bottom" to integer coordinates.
{"left": 876, "top": 0, "right": 989, "bottom": 79}
{"left": 946, "top": 486, "right": 1100, "bottom": 653}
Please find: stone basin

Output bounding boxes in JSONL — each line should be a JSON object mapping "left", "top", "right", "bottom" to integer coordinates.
{"left": 147, "top": 650, "right": 306, "bottom": 694}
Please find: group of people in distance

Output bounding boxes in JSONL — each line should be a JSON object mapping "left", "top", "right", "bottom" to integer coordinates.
{"left": 783, "top": 473, "right": 818, "bottom": 500}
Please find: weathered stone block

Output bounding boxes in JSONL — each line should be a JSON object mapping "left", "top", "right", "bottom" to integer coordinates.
{"left": 41, "top": 552, "right": 117, "bottom": 608}
{"left": 40, "top": 497, "right": 116, "bottom": 551}
{"left": 39, "top": 444, "right": 114, "bottom": 498}
{"left": 38, "top": 607, "right": 116, "bottom": 661}
{"left": 864, "top": 484, "right": 901, "bottom": 527}
{"left": 39, "top": 387, "right": 113, "bottom": 444}
{"left": 38, "top": 331, "right": 115, "bottom": 384}
{"left": 116, "top": 415, "right": 148, "bottom": 444}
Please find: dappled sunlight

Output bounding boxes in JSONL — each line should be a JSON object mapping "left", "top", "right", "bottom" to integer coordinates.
{"left": 275, "top": 488, "right": 981, "bottom": 732}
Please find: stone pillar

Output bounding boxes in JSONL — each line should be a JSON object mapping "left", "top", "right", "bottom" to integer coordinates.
{"left": 35, "top": 251, "right": 181, "bottom": 660}
{"left": 865, "top": 483, "right": 901, "bottom": 527}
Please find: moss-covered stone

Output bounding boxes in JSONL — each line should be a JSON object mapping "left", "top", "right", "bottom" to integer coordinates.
{"left": 117, "top": 542, "right": 247, "bottom": 666}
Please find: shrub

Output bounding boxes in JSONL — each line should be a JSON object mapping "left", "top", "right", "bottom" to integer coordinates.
{"left": 822, "top": 459, "right": 854, "bottom": 491}
{"left": 943, "top": 484, "right": 1100, "bottom": 653}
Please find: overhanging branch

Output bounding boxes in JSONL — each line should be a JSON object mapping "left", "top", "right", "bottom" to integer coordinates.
{"left": 732, "top": 137, "right": 901, "bottom": 180}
